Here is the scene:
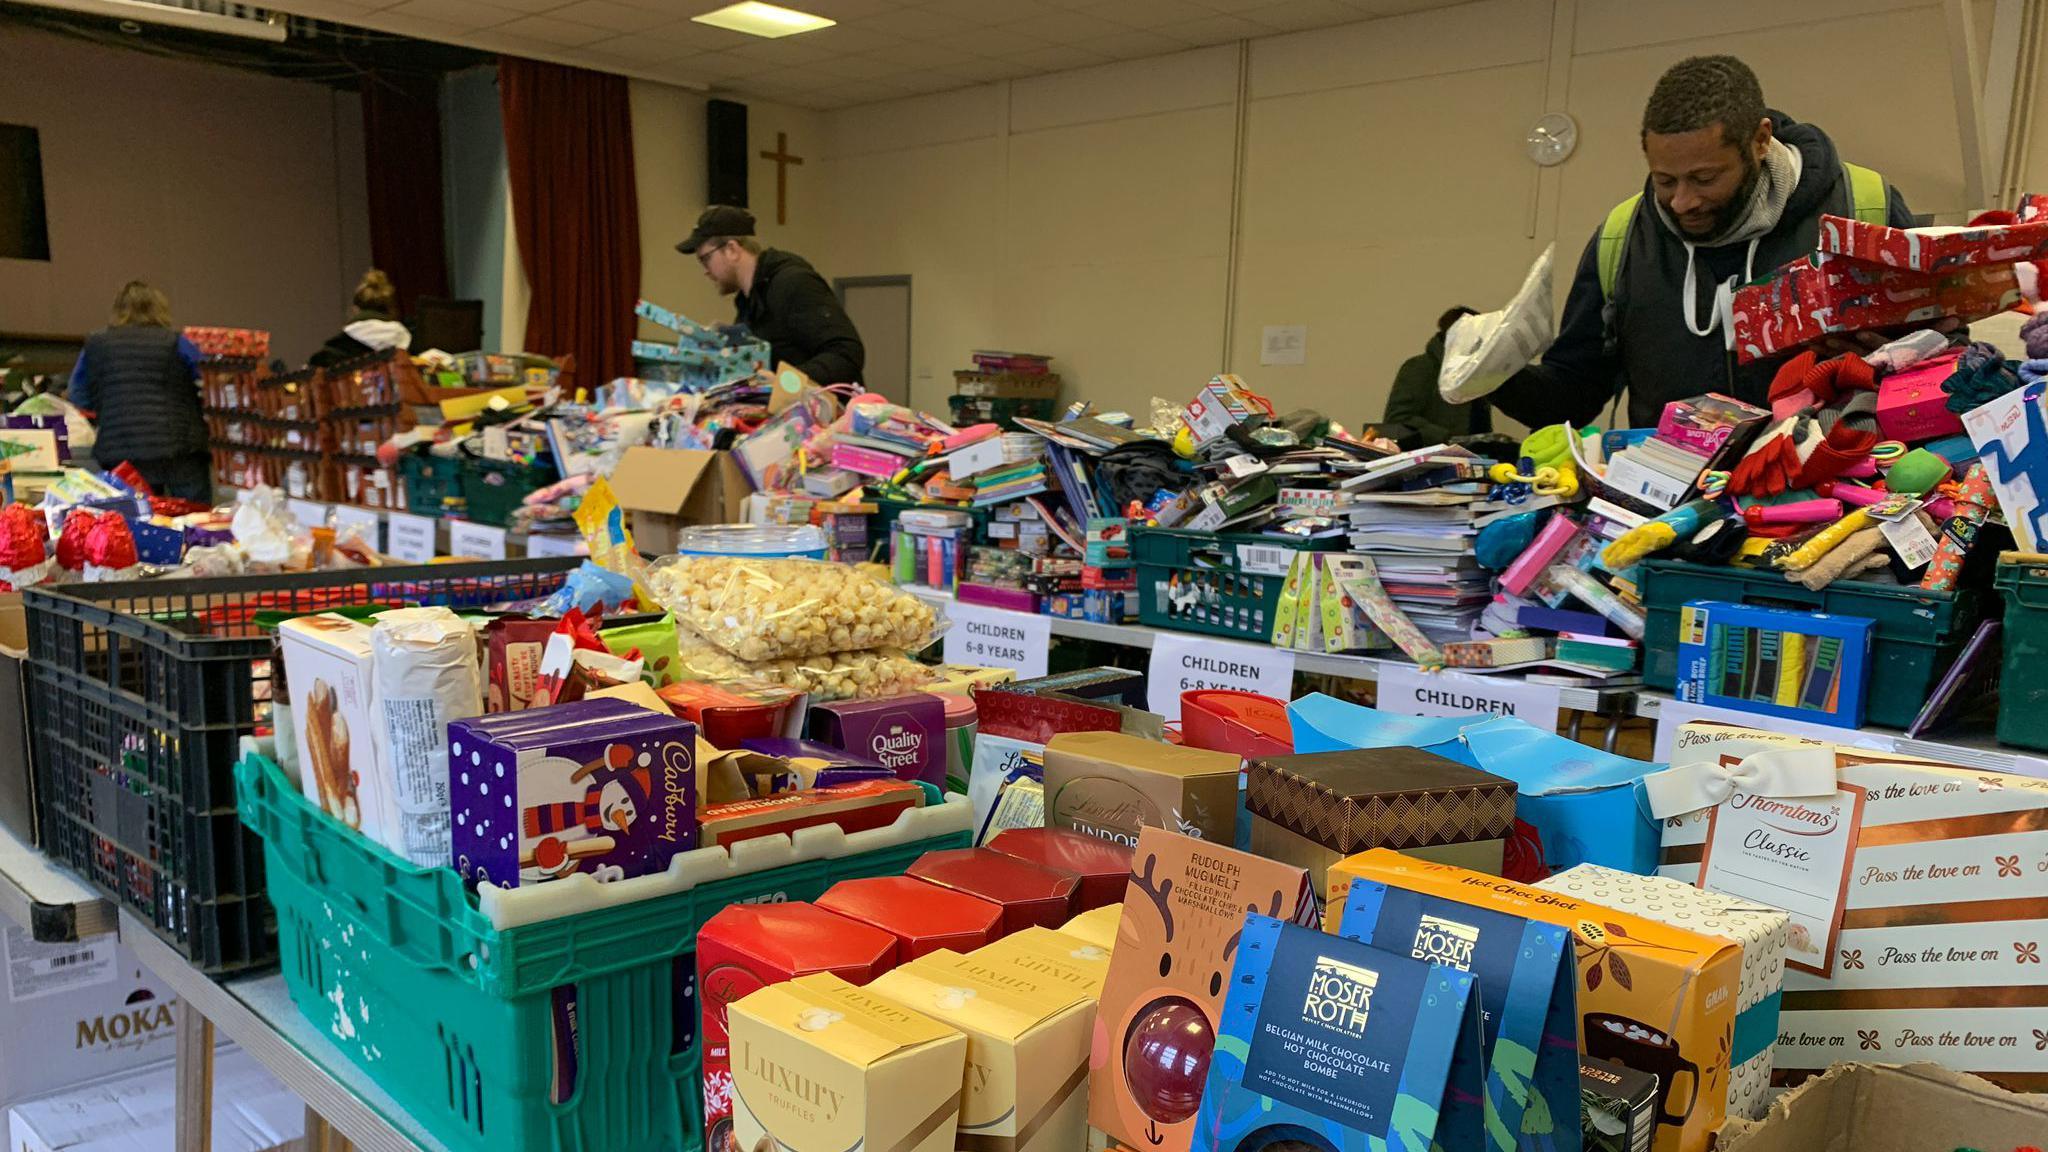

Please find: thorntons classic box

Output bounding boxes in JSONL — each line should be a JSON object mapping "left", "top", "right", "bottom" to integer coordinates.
{"left": 1331, "top": 849, "right": 1741, "bottom": 1152}
{"left": 1661, "top": 720, "right": 2048, "bottom": 1093}
{"left": 1043, "top": 731, "right": 1239, "bottom": 845}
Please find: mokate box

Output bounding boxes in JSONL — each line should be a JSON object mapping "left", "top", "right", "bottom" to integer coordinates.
{"left": 908, "top": 847, "right": 1080, "bottom": 934}
{"left": 1537, "top": 863, "right": 1789, "bottom": 1121}
{"left": 818, "top": 875, "right": 1004, "bottom": 963}
{"left": 698, "top": 902, "right": 897, "bottom": 1152}
{"left": 698, "top": 778, "right": 924, "bottom": 848}
{"left": 1089, "top": 828, "right": 1317, "bottom": 1152}
{"left": 726, "top": 972, "right": 967, "bottom": 1152}
{"left": 987, "top": 826, "right": 1134, "bottom": 910}
{"left": 1330, "top": 849, "right": 1740, "bottom": 1152}
{"left": 1246, "top": 748, "right": 1517, "bottom": 898}
{"left": 1713, "top": 1062, "right": 2048, "bottom": 1152}
{"left": 0, "top": 927, "right": 178, "bottom": 1107}
{"left": 809, "top": 693, "right": 946, "bottom": 787}
{"left": 1043, "top": 731, "right": 1239, "bottom": 846}
{"left": 1060, "top": 905, "right": 1121, "bottom": 952}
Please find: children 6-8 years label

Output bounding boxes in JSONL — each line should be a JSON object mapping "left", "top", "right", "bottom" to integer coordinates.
{"left": 1147, "top": 634, "right": 1297, "bottom": 723}
{"left": 943, "top": 602, "right": 1051, "bottom": 679}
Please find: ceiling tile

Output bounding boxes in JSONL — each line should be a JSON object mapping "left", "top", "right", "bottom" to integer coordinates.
{"left": 674, "top": 50, "right": 760, "bottom": 79}
{"left": 544, "top": 0, "right": 677, "bottom": 32}
{"left": 586, "top": 31, "right": 696, "bottom": 62}
{"left": 638, "top": 18, "right": 756, "bottom": 49}
{"left": 811, "top": 78, "right": 918, "bottom": 106}
{"left": 464, "top": 0, "right": 570, "bottom": 14}
{"left": 889, "top": 70, "right": 975, "bottom": 94}
{"left": 795, "top": 0, "right": 899, "bottom": 19}
{"left": 1073, "top": 0, "right": 1205, "bottom": 29}
{"left": 998, "top": 42, "right": 1109, "bottom": 70}
{"left": 799, "top": 22, "right": 895, "bottom": 53}
{"left": 492, "top": 13, "right": 613, "bottom": 44}
{"left": 727, "top": 34, "right": 841, "bottom": 63}
{"left": 916, "top": 0, "right": 1057, "bottom": 22}
{"left": 1239, "top": 0, "right": 1363, "bottom": 31}
{"left": 754, "top": 64, "right": 839, "bottom": 92}
{"left": 362, "top": 10, "right": 474, "bottom": 39}
{"left": 1192, "top": 0, "right": 1281, "bottom": 12}
{"left": 940, "top": 56, "right": 1034, "bottom": 82}
{"left": 859, "top": 38, "right": 962, "bottom": 67}
{"left": 846, "top": 7, "right": 977, "bottom": 39}
{"left": 932, "top": 24, "right": 1047, "bottom": 55}
{"left": 1005, "top": 9, "right": 1123, "bottom": 43}
{"left": 1163, "top": 11, "right": 1268, "bottom": 41}
{"left": 375, "top": 0, "right": 511, "bottom": 30}
{"left": 809, "top": 52, "right": 902, "bottom": 79}
{"left": 1077, "top": 26, "right": 1192, "bottom": 58}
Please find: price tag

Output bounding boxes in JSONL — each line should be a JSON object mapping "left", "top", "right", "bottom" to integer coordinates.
{"left": 286, "top": 499, "right": 329, "bottom": 531}
{"left": 332, "top": 505, "right": 382, "bottom": 549}
{"left": 943, "top": 601, "right": 1051, "bottom": 679}
{"left": 948, "top": 437, "right": 1006, "bottom": 479}
{"left": 386, "top": 512, "right": 438, "bottom": 564}
{"left": 1376, "top": 665, "right": 1562, "bottom": 732}
{"left": 525, "top": 532, "right": 586, "bottom": 559}
{"left": 1146, "top": 633, "right": 1296, "bottom": 723}
{"left": 450, "top": 520, "right": 508, "bottom": 561}
{"left": 1880, "top": 515, "right": 1939, "bottom": 569}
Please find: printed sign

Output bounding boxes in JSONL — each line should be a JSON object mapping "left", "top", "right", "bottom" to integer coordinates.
{"left": 449, "top": 520, "right": 508, "bottom": 561}
{"left": 944, "top": 601, "right": 1051, "bottom": 680}
{"left": 1377, "top": 665, "right": 1562, "bottom": 732}
{"left": 525, "top": 532, "right": 586, "bottom": 559}
{"left": 286, "top": 499, "right": 329, "bottom": 532}
{"left": 386, "top": 512, "right": 437, "bottom": 564}
{"left": 1147, "top": 633, "right": 1296, "bottom": 723}
{"left": 331, "top": 505, "right": 382, "bottom": 550}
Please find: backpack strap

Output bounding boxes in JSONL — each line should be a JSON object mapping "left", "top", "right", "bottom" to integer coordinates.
{"left": 1842, "top": 162, "right": 1887, "bottom": 224}
{"left": 1597, "top": 193, "right": 1641, "bottom": 302}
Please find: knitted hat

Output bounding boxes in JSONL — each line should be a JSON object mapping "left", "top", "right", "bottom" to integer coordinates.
{"left": 2025, "top": 311, "right": 2048, "bottom": 359}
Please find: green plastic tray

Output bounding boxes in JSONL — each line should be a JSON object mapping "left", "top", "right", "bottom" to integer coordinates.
{"left": 1996, "top": 559, "right": 2048, "bottom": 749}
{"left": 1133, "top": 527, "right": 1339, "bottom": 642}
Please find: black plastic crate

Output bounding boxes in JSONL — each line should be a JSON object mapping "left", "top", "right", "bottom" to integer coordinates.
{"left": 24, "top": 559, "right": 578, "bottom": 974}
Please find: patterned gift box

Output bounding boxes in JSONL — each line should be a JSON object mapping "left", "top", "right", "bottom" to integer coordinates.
{"left": 1816, "top": 211, "right": 2048, "bottom": 272}
{"left": 1536, "top": 864, "right": 1790, "bottom": 1121}
{"left": 1732, "top": 252, "right": 2020, "bottom": 364}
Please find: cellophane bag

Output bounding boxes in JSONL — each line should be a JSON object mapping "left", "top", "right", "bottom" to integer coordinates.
{"left": 645, "top": 554, "right": 942, "bottom": 662}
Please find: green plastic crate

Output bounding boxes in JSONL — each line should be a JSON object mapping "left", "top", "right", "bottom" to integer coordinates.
{"left": 235, "top": 751, "right": 969, "bottom": 1152}
{"left": 461, "top": 454, "right": 557, "bottom": 528}
{"left": 1134, "top": 527, "right": 1339, "bottom": 642}
{"left": 1996, "top": 559, "right": 2048, "bottom": 749}
{"left": 1640, "top": 559, "right": 1985, "bottom": 729}
{"left": 400, "top": 450, "right": 466, "bottom": 517}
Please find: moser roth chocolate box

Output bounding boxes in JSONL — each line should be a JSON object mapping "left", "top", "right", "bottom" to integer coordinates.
{"left": 1043, "top": 731, "right": 1240, "bottom": 845}
{"left": 1247, "top": 747, "right": 1517, "bottom": 895}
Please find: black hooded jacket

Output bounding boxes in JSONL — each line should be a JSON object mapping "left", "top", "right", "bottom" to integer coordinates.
{"left": 735, "top": 249, "right": 866, "bottom": 385}
{"left": 1490, "top": 113, "right": 1916, "bottom": 430}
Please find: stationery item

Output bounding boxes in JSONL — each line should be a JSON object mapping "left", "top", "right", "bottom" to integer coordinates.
{"left": 1501, "top": 514, "right": 1583, "bottom": 598}
{"left": 1656, "top": 393, "right": 1770, "bottom": 457}
{"left": 1041, "top": 731, "right": 1240, "bottom": 845}
{"left": 817, "top": 875, "right": 1004, "bottom": 963}
{"left": 725, "top": 972, "right": 968, "bottom": 1152}
{"left": 1675, "top": 601, "right": 1875, "bottom": 728}
{"left": 697, "top": 777, "right": 925, "bottom": 848}
{"left": 906, "top": 847, "right": 1080, "bottom": 934}
{"left": 1190, "top": 915, "right": 1492, "bottom": 1152}
{"left": 985, "top": 826, "right": 1134, "bottom": 911}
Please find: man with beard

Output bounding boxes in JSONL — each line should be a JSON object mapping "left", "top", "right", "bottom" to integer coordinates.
{"left": 677, "top": 204, "right": 866, "bottom": 385}
{"left": 1486, "top": 55, "right": 1919, "bottom": 430}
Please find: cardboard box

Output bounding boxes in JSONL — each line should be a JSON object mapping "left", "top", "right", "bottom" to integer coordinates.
{"left": 808, "top": 693, "right": 946, "bottom": 787}
{"left": 1580, "top": 1056, "right": 1658, "bottom": 1152}
{"left": 1731, "top": 250, "right": 2020, "bottom": 364}
{"left": 698, "top": 902, "right": 898, "bottom": 1152}
{"left": 1060, "top": 904, "right": 1121, "bottom": 953}
{"left": 1816, "top": 210, "right": 2048, "bottom": 271}
{"left": 907, "top": 847, "right": 1079, "bottom": 934}
{"left": 1043, "top": 731, "right": 1239, "bottom": 846}
{"left": 868, "top": 944, "right": 1099, "bottom": 1152}
{"left": 1661, "top": 721, "right": 2048, "bottom": 1092}
{"left": 608, "top": 446, "right": 752, "bottom": 554}
{"left": 1246, "top": 748, "right": 1516, "bottom": 898}
{"left": 484, "top": 617, "right": 553, "bottom": 713}
{"left": 1674, "top": 601, "right": 1876, "bottom": 730}
{"left": 1537, "top": 863, "right": 1789, "bottom": 1122}
{"left": 986, "top": 826, "right": 1133, "bottom": 910}
{"left": 699, "top": 778, "right": 925, "bottom": 849}
{"left": 1330, "top": 849, "right": 1741, "bottom": 1152}
{"left": 0, "top": 927, "right": 178, "bottom": 1107}
{"left": 1089, "top": 828, "right": 1317, "bottom": 1152}
{"left": 279, "top": 614, "right": 393, "bottom": 848}
{"left": 818, "top": 876, "right": 1004, "bottom": 963}
{"left": 726, "top": 972, "right": 967, "bottom": 1152}
{"left": 8, "top": 1047, "right": 301, "bottom": 1152}
{"left": 974, "top": 924, "right": 1114, "bottom": 990}
{"left": 1713, "top": 1061, "right": 2048, "bottom": 1151}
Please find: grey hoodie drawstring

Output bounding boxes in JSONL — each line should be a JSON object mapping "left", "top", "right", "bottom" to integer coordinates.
{"left": 1680, "top": 235, "right": 1761, "bottom": 349}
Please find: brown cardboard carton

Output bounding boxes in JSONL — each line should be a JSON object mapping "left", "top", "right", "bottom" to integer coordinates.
{"left": 608, "top": 446, "right": 752, "bottom": 553}
{"left": 727, "top": 972, "right": 967, "bottom": 1152}
{"left": 1713, "top": 1061, "right": 2048, "bottom": 1151}
{"left": 1042, "top": 731, "right": 1239, "bottom": 846}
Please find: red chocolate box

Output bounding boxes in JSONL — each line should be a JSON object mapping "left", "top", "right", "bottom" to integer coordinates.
{"left": 816, "top": 875, "right": 1004, "bottom": 962}
{"left": 697, "top": 902, "right": 897, "bottom": 1152}
{"left": 985, "top": 826, "right": 1133, "bottom": 911}
{"left": 906, "top": 846, "right": 1080, "bottom": 933}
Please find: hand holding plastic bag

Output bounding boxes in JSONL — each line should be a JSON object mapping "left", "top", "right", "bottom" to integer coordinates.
{"left": 1439, "top": 243, "right": 1557, "bottom": 403}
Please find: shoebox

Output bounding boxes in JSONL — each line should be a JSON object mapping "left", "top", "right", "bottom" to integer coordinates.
{"left": 907, "top": 847, "right": 1079, "bottom": 934}
{"left": 1814, "top": 210, "right": 2048, "bottom": 271}
{"left": 1731, "top": 251, "right": 2020, "bottom": 363}
{"left": 698, "top": 902, "right": 897, "bottom": 1152}
{"left": 1042, "top": 731, "right": 1240, "bottom": 846}
{"left": 1713, "top": 1062, "right": 2048, "bottom": 1151}
{"left": 0, "top": 928, "right": 176, "bottom": 1108}
{"left": 8, "top": 1047, "right": 300, "bottom": 1152}
{"left": 726, "top": 972, "right": 967, "bottom": 1152}
{"left": 986, "top": 826, "right": 1133, "bottom": 910}
{"left": 818, "top": 875, "right": 1004, "bottom": 963}
{"left": 809, "top": 693, "right": 946, "bottom": 787}
{"left": 1245, "top": 747, "right": 1517, "bottom": 900}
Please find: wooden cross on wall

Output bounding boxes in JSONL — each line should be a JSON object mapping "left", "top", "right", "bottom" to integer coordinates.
{"left": 760, "top": 131, "right": 803, "bottom": 225}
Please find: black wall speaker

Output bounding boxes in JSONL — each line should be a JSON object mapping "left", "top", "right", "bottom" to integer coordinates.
{"left": 707, "top": 99, "right": 748, "bottom": 209}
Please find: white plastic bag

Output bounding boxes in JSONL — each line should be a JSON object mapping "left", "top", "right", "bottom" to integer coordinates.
{"left": 1439, "top": 243, "right": 1558, "bottom": 403}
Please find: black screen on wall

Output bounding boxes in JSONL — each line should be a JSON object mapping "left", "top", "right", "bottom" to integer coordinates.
{"left": 0, "top": 124, "right": 50, "bottom": 262}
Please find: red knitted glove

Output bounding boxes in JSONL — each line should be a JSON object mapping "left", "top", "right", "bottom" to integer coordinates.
{"left": 1727, "top": 417, "right": 1821, "bottom": 498}
{"left": 1803, "top": 353, "right": 1876, "bottom": 406}
{"left": 1767, "top": 350, "right": 1820, "bottom": 415}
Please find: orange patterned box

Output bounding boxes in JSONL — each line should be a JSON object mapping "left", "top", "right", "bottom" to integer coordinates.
{"left": 1328, "top": 848, "right": 1741, "bottom": 1152}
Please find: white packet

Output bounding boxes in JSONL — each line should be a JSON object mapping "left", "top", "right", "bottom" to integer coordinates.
{"left": 1440, "top": 242, "right": 1558, "bottom": 403}
{"left": 371, "top": 607, "right": 482, "bottom": 867}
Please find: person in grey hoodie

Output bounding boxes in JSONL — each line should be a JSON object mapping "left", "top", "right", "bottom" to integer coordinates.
{"left": 311, "top": 269, "right": 413, "bottom": 368}
{"left": 1487, "top": 55, "right": 1921, "bottom": 430}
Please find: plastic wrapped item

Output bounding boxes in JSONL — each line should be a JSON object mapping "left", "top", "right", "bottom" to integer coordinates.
{"left": 645, "top": 555, "right": 942, "bottom": 662}
{"left": 599, "top": 613, "right": 682, "bottom": 687}
{"left": 230, "top": 485, "right": 297, "bottom": 566}
{"left": 1440, "top": 242, "right": 1557, "bottom": 402}
{"left": 369, "top": 608, "right": 482, "bottom": 867}
{"left": 675, "top": 523, "right": 827, "bottom": 559}
{"left": 537, "top": 560, "right": 638, "bottom": 618}
{"left": 672, "top": 635, "right": 934, "bottom": 702}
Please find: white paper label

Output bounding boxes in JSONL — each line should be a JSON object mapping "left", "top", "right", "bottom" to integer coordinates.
{"left": 949, "top": 436, "right": 1007, "bottom": 479}
{"left": 525, "top": 532, "right": 586, "bottom": 559}
{"left": 387, "top": 512, "right": 438, "bottom": 564}
{"left": 1377, "top": 665, "right": 1563, "bottom": 731}
{"left": 332, "top": 505, "right": 382, "bottom": 549}
{"left": 1146, "top": 634, "right": 1296, "bottom": 723}
{"left": 1236, "top": 543, "right": 1294, "bottom": 577}
{"left": 1701, "top": 782, "right": 1866, "bottom": 977}
{"left": 286, "top": 499, "right": 329, "bottom": 531}
{"left": 1260, "top": 324, "right": 1307, "bottom": 366}
{"left": 944, "top": 601, "right": 1051, "bottom": 680}
{"left": 5, "top": 924, "right": 113, "bottom": 1002}
{"left": 481, "top": 425, "right": 512, "bottom": 460}
{"left": 450, "top": 521, "right": 508, "bottom": 560}
{"left": 1881, "top": 515, "right": 1939, "bottom": 569}
{"left": 1223, "top": 454, "right": 1268, "bottom": 479}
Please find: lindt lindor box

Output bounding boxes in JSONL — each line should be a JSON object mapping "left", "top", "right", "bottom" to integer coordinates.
{"left": 1042, "top": 731, "right": 1239, "bottom": 845}
{"left": 726, "top": 972, "right": 967, "bottom": 1152}
{"left": 987, "top": 826, "right": 1134, "bottom": 910}
{"left": 1246, "top": 747, "right": 1517, "bottom": 896}
{"left": 907, "top": 847, "right": 1080, "bottom": 934}
{"left": 1538, "top": 863, "right": 1790, "bottom": 1121}
{"left": 818, "top": 875, "right": 1005, "bottom": 963}
{"left": 697, "top": 902, "right": 898, "bottom": 1152}
{"left": 809, "top": 693, "right": 946, "bottom": 786}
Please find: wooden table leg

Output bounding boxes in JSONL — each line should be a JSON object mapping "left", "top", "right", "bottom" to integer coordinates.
{"left": 302, "top": 1105, "right": 353, "bottom": 1152}
{"left": 175, "top": 1001, "right": 215, "bottom": 1152}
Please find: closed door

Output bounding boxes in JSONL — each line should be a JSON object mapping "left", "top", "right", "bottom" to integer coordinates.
{"left": 838, "top": 277, "right": 910, "bottom": 405}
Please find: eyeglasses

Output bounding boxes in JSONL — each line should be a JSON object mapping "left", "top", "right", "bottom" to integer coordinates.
{"left": 695, "top": 242, "right": 725, "bottom": 268}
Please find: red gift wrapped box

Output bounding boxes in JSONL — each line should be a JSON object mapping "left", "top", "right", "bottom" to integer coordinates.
{"left": 1817, "top": 211, "right": 2048, "bottom": 272}
{"left": 1732, "top": 251, "right": 2020, "bottom": 364}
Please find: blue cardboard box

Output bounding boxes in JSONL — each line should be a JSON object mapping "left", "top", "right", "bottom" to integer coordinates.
{"left": 1674, "top": 600, "right": 1875, "bottom": 729}
{"left": 1192, "top": 914, "right": 1491, "bottom": 1152}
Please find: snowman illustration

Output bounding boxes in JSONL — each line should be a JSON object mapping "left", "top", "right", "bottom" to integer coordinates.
{"left": 520, "top": 742, "right": 653, "bottom": 881}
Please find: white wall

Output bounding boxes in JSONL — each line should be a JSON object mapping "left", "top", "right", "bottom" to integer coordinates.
{"left": 0, "top": 27, "right": 371, "bottom": 363}
{"left": 814, "top": 0, "right": 2008, "bottom": 423}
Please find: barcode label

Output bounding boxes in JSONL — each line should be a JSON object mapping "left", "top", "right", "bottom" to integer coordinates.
{"left": 48, "top": 950, "right": 92, "bottom": 969}
{"left": 1237, "top": 544, "right": 1293, "bottom": 576}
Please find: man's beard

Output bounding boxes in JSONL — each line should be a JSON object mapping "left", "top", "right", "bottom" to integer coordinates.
{"left": 1697, "top": 151, "right": 1763, "bottom": 239}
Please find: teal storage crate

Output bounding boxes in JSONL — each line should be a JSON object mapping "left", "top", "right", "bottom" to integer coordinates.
{"left": 400, "top": 450, "right": 465, "bottom": 517}
{"left": 1640, "top": 559, "right": 1986, "bottom": 729}
{"left": 1996, "top": 559, "right": 2048, "bottom": 749}
{"left": 235, "top": 751, "right": 970, "bottom": 1152}
{"left": 461, "top": 451, "right": 558, "bottom": 528}
{"left": 1134, "top": 527, "right": 1339, "bottom": 642}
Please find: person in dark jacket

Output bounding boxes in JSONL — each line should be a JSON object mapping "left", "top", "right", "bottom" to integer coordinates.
{"left": 678, "top": 205, "right": 865, "bottom": 385}
{"left": 1488, "top": 56, "right": 1922, "bottom": 430}
{"left": 68, "top": 281, "right": 211, "bottom": 502}
{"left": 1383, "top": 306, "right": 1492, "bottom": 444}
{"left": 310, "top": 269, "right": 413, "bottom": 369}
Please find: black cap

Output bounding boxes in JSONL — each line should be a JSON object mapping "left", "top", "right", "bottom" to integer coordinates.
{"left": 677, "top": 204, "right": 756, "bottom": 254}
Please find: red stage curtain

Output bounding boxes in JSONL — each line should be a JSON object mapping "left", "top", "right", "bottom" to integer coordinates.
{"left": 498, "top": 57, "right": 640, "bottom": 385}
{"left": 360, "top": 71, "right": 450, "bottom": 317}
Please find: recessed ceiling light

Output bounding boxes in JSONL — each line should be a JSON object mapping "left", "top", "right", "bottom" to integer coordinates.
{"left": 692, "top": 2, "right": 834, "bottom": 38}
